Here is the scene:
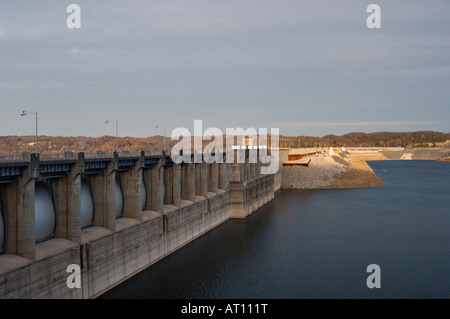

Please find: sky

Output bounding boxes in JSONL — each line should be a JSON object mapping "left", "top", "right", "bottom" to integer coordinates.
{"left": 0, "top": 0, "right": 449, "bottom": 138}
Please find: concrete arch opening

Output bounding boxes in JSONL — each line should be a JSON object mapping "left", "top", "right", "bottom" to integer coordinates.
{"left": 115, "top": 178, "right": 123, "bottom": 219}
{"left": 81, "top": 180, "right": 94, "bottom": 229}
{"left": 34, "top": 182, "right": 56, "bottom": 243}
{"left": 0, "top": 194, "right": 5, "bottom": 255}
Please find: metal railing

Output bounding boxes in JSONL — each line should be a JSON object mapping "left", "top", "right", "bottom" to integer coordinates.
{"left": 40, "top": 153, "right": 77, "bottom": 161}
{"left": 84, "top": 152, "right": 113, "bottom": 159}
{"left": 118, "top": 151, "right": 141, "bottom": 158}
{"left": 0, "top": 150, "right": 171, "bottom": 163}
{"left": 0, "top": 153, "right": 30, "bottom": 163}
{"left": 143, "top": 150, "right": 163, "bottom": 157}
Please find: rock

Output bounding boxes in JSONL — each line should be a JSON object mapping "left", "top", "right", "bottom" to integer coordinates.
{"left": 281, "top": 154, "right": 386, "bottom": 190}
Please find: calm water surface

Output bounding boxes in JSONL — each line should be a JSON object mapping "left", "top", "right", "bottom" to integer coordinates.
{"left": 100, "top": 160, "right": 450, "bottom": 299}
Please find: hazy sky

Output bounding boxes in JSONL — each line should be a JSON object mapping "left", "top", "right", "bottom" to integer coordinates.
{"left": 1, "top": 0, "right": 449, "bottom": 137}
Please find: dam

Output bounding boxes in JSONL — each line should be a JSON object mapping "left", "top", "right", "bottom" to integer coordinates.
{"left": 0, "top": 149, "right": 287, "bottom": 299}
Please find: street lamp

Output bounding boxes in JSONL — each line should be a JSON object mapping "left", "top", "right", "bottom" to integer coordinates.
{"left": 155, "top": 124, "right": 166, "bottom": 152}
{"left": 105, "top": 119, "right": 119, "bottom": 152}
{"left": 21, "top": 110, "right": 38, "bottom": 154}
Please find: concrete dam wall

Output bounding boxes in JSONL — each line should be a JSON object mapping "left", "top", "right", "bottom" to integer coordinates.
{"left": 0, "top": 150, "right": 279, "bottom": 299}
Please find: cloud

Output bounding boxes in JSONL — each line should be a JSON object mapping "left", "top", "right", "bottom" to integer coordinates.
{"left": 0, "top": 1, "right": 450, "bottom": 137}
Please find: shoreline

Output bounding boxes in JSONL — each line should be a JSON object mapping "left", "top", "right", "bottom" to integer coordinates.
{"left": 280, "top": 153, "right": 386, "bottom": 190}
{"left": 326, "top": 154, "right": 386, "bottom": 189}
{"left": 280, "top": 147, "right": 450, "bottom": 190}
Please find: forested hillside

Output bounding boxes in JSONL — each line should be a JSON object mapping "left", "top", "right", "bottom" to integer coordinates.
{"left": 0, "top": 131, "right": 448, "bottom": 154}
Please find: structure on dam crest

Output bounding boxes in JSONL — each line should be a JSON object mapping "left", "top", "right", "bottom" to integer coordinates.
{"left": 0, "top": 149, "right": 286, "bottom": 298}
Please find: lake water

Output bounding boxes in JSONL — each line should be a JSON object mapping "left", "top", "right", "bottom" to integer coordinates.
{"left": 100, "top": 160, "right": 450, "bottom": 299}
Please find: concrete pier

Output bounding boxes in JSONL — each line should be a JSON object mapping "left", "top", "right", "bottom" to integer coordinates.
{"left": 87, "top": 154, "right": 117, "bottom": 231}
{"left": 51, "top": 152, "right": 83, "bottom": 243}
{"left": 181, "top": 163, "right": 195, "bottom": 202}
{"left": 229, "top": 149, "right": 278, "bottom": 218}
{"left": 143, "top": 156, "right": 164, "bottom": 212}
{"left": 163, "top": 162, "right": 181, "bottom": 206}
{"left": 1, "top": 154, "right": 38, "bottom": 261}
{"left": 118, "top": 154, "right": 144, "bottom": 221}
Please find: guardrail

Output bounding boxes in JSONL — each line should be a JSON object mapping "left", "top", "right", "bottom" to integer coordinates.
{"left": 118, "top": 151, "right": 141, "bottom": 158}
{"left": 0, "top": 153, "right": 30, "bottom": 163}
{"left": 143, "top": 150, "right": 163, "bottom": 157}
{"left": 40, "top": 153, "right": 77, "bottom": 160}
{"left": 84, "top": 152, "right": 113, "bottom": 159}
{"left": 0, "top": 150, "right": 170, "bottom": 163}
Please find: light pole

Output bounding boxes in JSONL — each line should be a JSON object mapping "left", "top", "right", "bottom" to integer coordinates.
{"left": 21, "top": 110, "right": 38, "bottom": 154}
{"left": 105, "top": 119, "right": 119, "bottom": 152}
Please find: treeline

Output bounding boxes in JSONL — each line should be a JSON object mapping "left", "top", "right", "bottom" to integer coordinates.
{"left": 0, "top": 135, "right": 177, "bottom": 155}
{"left": 0, "top": 131, "right": 448, "bottom": 154}
{"left": 279, "top": 131, "right": 450, "bottom": 148}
